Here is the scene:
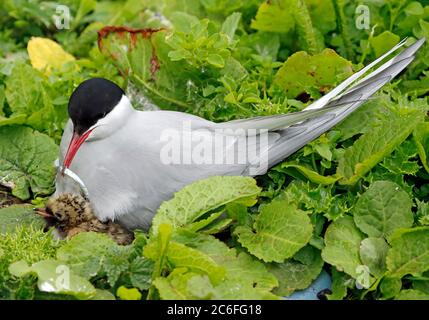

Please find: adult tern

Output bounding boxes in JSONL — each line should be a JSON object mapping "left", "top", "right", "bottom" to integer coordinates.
{"left": 55, "top": 38, "right": 425, "bottom": 230}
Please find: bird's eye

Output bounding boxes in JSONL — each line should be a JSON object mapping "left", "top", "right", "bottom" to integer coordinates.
{"left": 54, "top": 212, "right": 64, "bottom": 221}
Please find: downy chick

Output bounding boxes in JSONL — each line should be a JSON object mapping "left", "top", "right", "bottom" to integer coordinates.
{"left": 36, "top": 193, "right": 134, "bottom": 245}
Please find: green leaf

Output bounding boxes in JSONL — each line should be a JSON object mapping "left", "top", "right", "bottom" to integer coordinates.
{"left": 172, "top": 230, "right": 278, "bottom": 290}
{"left": 116, "top": 286, "right": 142, "bottom": 300}
{"left": 206, "top": 53, "right": 225, "bottom": 68}
{"left": 395, "top": 289, "right": 429, "bottom": 300}
{"left": 91, "top": 289, "right": 116, "bottom": 300}
{"left": 268, "top": 245, "right": 324, "bottom": 296}
{"left": 5, "top": 62, "right": 44, "bottom": 115}
{"left": 129, "top": 257, "right": 153, "bottom": 291}
{"left": 251, "top": 0, "right": 295, "bottom": 33}
{"left": 221, "top": 12, "right": 241, "bottom": 43}
{"left": 166, "top": 241, "right": 225, "bottom": 285}
{"left": 327, "top": 268, "right": 351, "bottom": 300}
{"left": 144, "top": 224, "right": 173, "bottom": 299}
{"left": 387, "top": 227, "right": 429, "bottom": 278}
{"left": 151, "top": 176, "right": 260, "bottom": 235}
{"left": 56, "top": 232, "right": 119, "bottom": 279}
{"left": 353, "top": 181, "right": 413, "bottom": 238}
{"left": 277, "top": 180, "right": 348, "bottom": 220}
{"left": 0, "top": 126, "right": 58, "bottom": 200}
{"left": 337, "top": 108, "right": 425, "bottom": 185}
{"left": 412, "top": 277, "right": 429, "bottom": 294}
{"left": 380, "top": 277, "right": 402, "bottom": 299}
{"left": 370, "top": 31, "right": 400, "bottom": 57}
{"left": 292, "top": 0, "right": 324, "bottom": 54}
{"left": 414, "top": 121, "right": 429, "bottom": 174}
{"left": 381, "top": 140, "right": 420, "bottom": 175}
{"left": 235, "top": 200, "right": 313, "bottom": 262}
{"left": 0, "top": 204, "right": 44, "bottom": 234}
{"left": 334, "top": 98, "right": 386, "bottom": 141}
{"left": 322, "top": 216, "right": 365, "bottom": 278}
{"left": 305, "top": 0, "right": 336, "bottom": 34}
{"left": 359, "top": 237, "right": 389, "bottom": 278}
{"left": 212, "top": 281, "right": 279, "bottom": 300}
{"left": 9, "top": 260, "right": 96, "bottom": 299}
{"left": 153, "top": 268, "right": 214, "bottom": 300}
{"left": 277, "top": 162, "right": 339, "bottom": 185}
{"left": 224, "top": 252, "right": 278, "bottom": 291}
{"left": 103, "top": 246, "right": 131, "bottom": 287}
{"left": 271, "top": 49, "right": 353, "bottom": 99}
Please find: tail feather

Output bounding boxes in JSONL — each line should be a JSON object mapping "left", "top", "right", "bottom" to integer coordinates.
{"left": 242, "top": 38, "right": 426, "bottom": 175}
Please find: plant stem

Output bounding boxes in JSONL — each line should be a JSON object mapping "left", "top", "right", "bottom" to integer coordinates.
{"left": 293, "top": 0, "right": 324, "bottom": 54}
{"left": 332, "top": 0, "right": 353, "bottom": 60}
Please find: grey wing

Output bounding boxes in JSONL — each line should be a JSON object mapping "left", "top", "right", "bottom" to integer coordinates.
{"left": 243, "top": 38, "right": 426, "bottom": 175}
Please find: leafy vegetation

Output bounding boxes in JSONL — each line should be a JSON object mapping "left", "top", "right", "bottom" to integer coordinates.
{"left": 1, "top": 0, "right": 429, "bottom": 300}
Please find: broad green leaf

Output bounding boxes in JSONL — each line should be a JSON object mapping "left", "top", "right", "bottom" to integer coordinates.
{"left": 0, "top": 204, "right": 44, "bottom": 234}
{"left": 334, "top": 98, "right": 386, "bottom": 141}
{"left": 172, "top": 230, "right": 278, "bottom": 290}
{"left": 224, "top": 252, "right": 278, "bottom": 291}
{"left": 129, "top": 257, "right": 153, "bottom": 291}
{"left": 353, "top": 181, "right": 413, "bottom": 238}
{"left": 268, "top": 245, "right": 324, "bottom": 296}
{"left": 0, "top": 126, "right": 58, "bottom": 200}
{"left": 337, "top": 108, "right": 425, "bottom": 185}
{"left": 56, "top": 232, "right": 119, "bottom": 279}
{"left": 166, "top": 241, "right": 225, "bottom": 285}
{"left": 395, "top": 289, "right": 429, "bottom": 300}
{"left": 359, "top": 237, "right": 389, "bottom": 278}
{"left": 5, "top": 62, "right": 44, "bottom": 116}
{"left": 9, "top": 260, "right": 96, "bottom": 299}
{"left": 387, "top": 227, "right": 429, "bottom": 278}
{"left": 370, "top": 31, "right": 400, "bottom": 57}
{"left": 322, "top": 216, "right": 365, "bottom": 278}
{"left": 380, "top": 277, "right": 402, "bottom": 299}
{"left": 251, "top": 0, "right": 295, "bottom": 33}
{"left": 153, "top": 268, "right": 213, "bottom": 300}
{"left": 103, "top": 246, "right": 132, "bottom": 287}
{"left": 151, "top": 176, "right": 260, "bottom": 235}
{"left": 0, "top": 114, "right": 27, "bottom": 128}
{"left": 271, "top": 49, "right": 353, "bottom": 99}
{"left": 27, "top": 37, "right": 76, "bottom": 75}
{"left": 235, "top": 200, "right": 313, "bottom": 262}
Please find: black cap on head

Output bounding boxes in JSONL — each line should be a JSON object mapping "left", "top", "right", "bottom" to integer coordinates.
{"left": 68, "top": 78, "right": 124, "bottom": 135}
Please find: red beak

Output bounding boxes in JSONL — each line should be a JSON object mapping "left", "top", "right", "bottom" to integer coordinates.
{"left": 62, "top": 129, "right": 93, "bottom": 173}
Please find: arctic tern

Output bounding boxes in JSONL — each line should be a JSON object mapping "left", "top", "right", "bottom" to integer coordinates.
{"left": 55, "top": 38, "right": 425, "bottom": 230}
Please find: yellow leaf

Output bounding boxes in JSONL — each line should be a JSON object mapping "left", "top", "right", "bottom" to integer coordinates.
{"left": 27, "top": 37, "right": 75, "bottom": 75}
{"left": 116, "top": 286, "right": 142, "bottom": 300}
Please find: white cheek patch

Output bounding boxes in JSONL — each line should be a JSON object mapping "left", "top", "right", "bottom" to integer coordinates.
{"left": 86, "top": 95, "right": 134, "bottom": 141}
